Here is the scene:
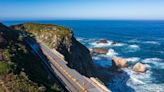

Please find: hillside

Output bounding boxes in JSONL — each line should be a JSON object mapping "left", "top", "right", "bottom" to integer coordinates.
{"left": 0, "top": 23, "right": 61, "bottom": 92}
{"left": 11, "top": 23, "right": 95, "bottom": 77}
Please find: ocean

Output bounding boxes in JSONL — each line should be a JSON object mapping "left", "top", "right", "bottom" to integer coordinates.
{"left": 3, "top": 20, "right": 164, "bottom": 92}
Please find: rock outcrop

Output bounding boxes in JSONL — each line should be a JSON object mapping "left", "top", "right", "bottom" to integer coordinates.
{"left": 112, "top": 57, "right": 128, "bottom": 69}
{"left": 91, "top": 48, "right": 108, "bottom": 55}
{"left": 96, "top": 39, "right": 108, "bottom": 44}
{"left": 10, "top": 23, "right": 95, "bottom": 77}
{"left": 133, "top": 62, "right": 146, "bottom": 73}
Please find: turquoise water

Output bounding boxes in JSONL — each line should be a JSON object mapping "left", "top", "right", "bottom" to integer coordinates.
{"left": 3, "top": 20, "right": 164, "bottom": 92}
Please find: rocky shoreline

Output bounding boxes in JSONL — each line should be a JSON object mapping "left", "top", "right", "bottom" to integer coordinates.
{"left": 91, "top": 39, "right": 147, "bottom": 73}
{"left": 88, "top": 39, "right": 150, "bottom": 92}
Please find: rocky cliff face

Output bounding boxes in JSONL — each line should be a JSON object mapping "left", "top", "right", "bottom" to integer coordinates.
{"left": 0, "top": 23, "right": 9, "bottom": 61}
{"left": 10, "top": 23, "right": 95, "bottom": 77}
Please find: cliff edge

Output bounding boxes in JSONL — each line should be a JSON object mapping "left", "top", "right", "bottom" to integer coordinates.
{"left": 10, "top": 23, "right": 95, "bottom": 77}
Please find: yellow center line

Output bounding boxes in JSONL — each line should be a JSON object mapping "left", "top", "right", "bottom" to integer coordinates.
{"left": 45, "top": 51, "right": 88, "bottom": 92}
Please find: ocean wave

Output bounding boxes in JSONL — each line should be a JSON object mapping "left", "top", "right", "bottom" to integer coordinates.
{"left": 108, "top": 67, "right": 153, "bottom": 92}
{"left": 143, "top": 41, "right": 160, "bottom": 45}
{"left": 123, "top": 68, "right": 152, "bottom": 83}
{"left": 77, "top": 37, "right": 97, "bottom": 43}
{"left": 90, "top": 40, "right": 125, "bottom": 48}
{"left": 158, "top": 38, "right": 164, "bottom": 41}
{"left": 125, "top": 57, "right": 140, "bottom": 63}
{"left": 128, "top": 76, "right": 146, "bottom": 85}
{"left": 159, "top": 51, "right": 164, "bottom": 54}
{"left": 77, "top": 37, "right": 85, "bottom": 42}
{"left": 106, "top": 49, "right": 118, "bottom": 57}
{"left": 128, "top": 83, "right": 164, "bottom": 92}
{"left": 129, "top": 44, "right": 140, "bottom": 49}
{"left": 90, "top": 41, "right": 113, "bottom": 47}
{"left": 142, "top": 58, "right": 164, "bottom": 69}
{"left": 142, "top": 58, "right": 162, "bottom": 62}
{"left": 128, "top": 39, "right": 140, "bottom": 43}
{"left": 112, "top": 43, "right": 126, "bottom": 46}
{"left": 126, "top": 44, "right": 140, "bottom": 52}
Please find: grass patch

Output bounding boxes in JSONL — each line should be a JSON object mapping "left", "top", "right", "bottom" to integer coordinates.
{"left": 0, "top": 62, "right": 10, "bottom": 75}
{"left": 11, "top": 23, "right": 72, "bottom": 49}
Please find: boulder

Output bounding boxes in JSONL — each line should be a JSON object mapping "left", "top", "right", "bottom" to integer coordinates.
{"left": 111, "top": 42, "right": 117, "bottom": 45}
{"left": 96, "top": 39, "right": 108, "bottom": 44}
{"left": 133, "top": 62, "right": 146, "bottom": 73}
{"left": 92, "top": 48, "right": 108, "bottom": 54}
{"left": 112, "top": 57, "right": 128, "bottom": 69}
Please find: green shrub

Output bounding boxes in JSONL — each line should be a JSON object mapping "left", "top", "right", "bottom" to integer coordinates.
{"left": 0, "top": 62, "right": 10, "bottom": 75}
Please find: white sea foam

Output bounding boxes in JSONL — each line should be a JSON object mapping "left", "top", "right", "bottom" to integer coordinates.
{"left": 142, "top": 58, "right": 164, "bottom": 69}
{"left": 92, "top": 56, "right": 101, "bottom": 60}
{"left": 129, "top": 44, "right": 140, "bottom": 49}
{"left": 106, "top": 49, "right": 118, "bottom": 57}
{"left": 123, "top": 68, "right": 152, "bottom": 84}
{"left": 76, "top": 37, "right": 85, "bottom": 42}
{"left": 128, "top": 39, "right": 140, "bottom": 43}
{"left": 112, "top": 43, "right": 126, "bottom": 46}
{"left": 126, "top": 44, "right": 140, "bottom": 52}
{"left": 143, "top": 41, "right": 160, "bottom": 45}
{"left": 125, "top": 57, "right": 140, "bottom": 63}
{"left": 128, "top": 83, "right": 164, "bottom": 92}
{"left": 77, "top": 37, "right": 97, "bottom": 44}
{"left": 84, "top": 38, "right": 96, "bottom": 43}
{"left": 90, "top": 40, "right": 125, "bottom": 48}
{"left": 90, "top": 41, "right": 113, "bottom": 47}
{"left": 108, "top": 67, "right": 153, "bottom": 92}
{"left": 129, "top": 76, "right": 146, "bottom": 85}
{"left": 142, "top": 58, "right": 162, "bottom": 63}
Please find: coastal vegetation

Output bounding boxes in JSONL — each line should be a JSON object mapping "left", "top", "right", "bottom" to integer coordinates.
{"left": 11, "top": 22, "right": 72, "bottom": 49}
{"left": 0, "top": 23, "right": 61, "bottom": 92}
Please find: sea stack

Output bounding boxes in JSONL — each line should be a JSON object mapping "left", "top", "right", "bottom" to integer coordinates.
{"left": 91, "top": 48, "right": 108, "bottom": 55}
{"left": 133, "top": 62, "right": 146, "bottom": 73}
{"left": 96, "top": 39, "right": 108, "bottom": 44}
{"left": 112, "top": 57, "right": 128, "bottom": 69}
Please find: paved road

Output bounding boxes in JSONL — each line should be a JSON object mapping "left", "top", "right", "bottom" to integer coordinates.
{"left": 25, "top": 37, "right": 111, "bottom": 92}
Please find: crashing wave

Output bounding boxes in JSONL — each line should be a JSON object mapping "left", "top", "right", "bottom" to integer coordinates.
{"left": 112, "top": 43, "right": 126, "bottom": 46}
{"left": 142, "top": 58, "right": 164, "bottom": 69}
{"left": 90, "top": 40, "right": 125, "bottom": 48}
{"left": 125, "top": 57, "right": 140, "bottom": 63}
{"left": 90, "top": 41, "right": 113, "bottom": 47}
{"left": 106, "top": 49, "right": 118, "bottom": 57}
{"left": 129, "top": 44, "right": 140, "bottom": 49}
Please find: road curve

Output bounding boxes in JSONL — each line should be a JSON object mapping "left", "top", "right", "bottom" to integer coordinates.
{"left": 25, "top": 37, "right": 111, "bottom": 92}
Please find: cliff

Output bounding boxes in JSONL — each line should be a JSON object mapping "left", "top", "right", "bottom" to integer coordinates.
{"left": 10, "top": 23, "right": 95, "bottom": 77}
